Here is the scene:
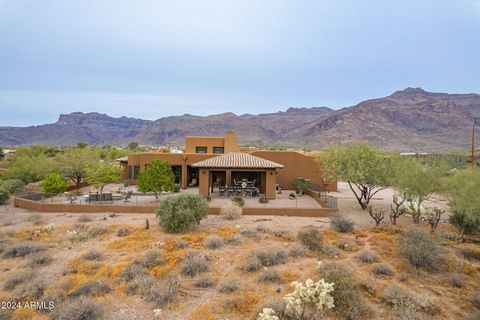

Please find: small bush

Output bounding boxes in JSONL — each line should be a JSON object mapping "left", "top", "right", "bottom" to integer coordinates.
{"left": 13, "top": 278, "right": 46, "bottom": 300}
{"left": 194, "top": 278, "right": 215, "bottom": 288}
{"left": 330, "top": 214, "right": 354, "bottom": 233}
{"left": 3, "top": 241, "right": 46, "bottom": 258}
{"left": 204, "top": 235, "right": 224, "bottom": 250}
{"left": 175, "top": 238, "right": 189, "bottom": 249}
{"left": 156, "top": 193, "right": 208, "bottom": 233}
{"left": 357, "top": 251, "right": 380, "bottom": 264}
{"left": 372, "top": 264, "right": 393, "bottom": 277}
{"left": 399, "top": 228, "right": 441, "bottom": 269}
{"left": 3, "top": 272, "right": 32, "bottom": 290}
{"left": 220, "top": 203, "right": 242, "bottom": 220}
{"left": 116, "top": 227, "right": 131, "bottom": 237}
{"left": 69, "top": 280, "right": 111, "bottom": 297}
{"left": 231, "top": 196, "right": 245, "bottom": 207}
{"left": 181, "top": 251, "right": 209, "bottom": 277}
{"left": 141, "top": 249, "right": 165, "bottom": 268}
{"left": 259, "top": 269, "right": 283, "bottom": 283}
{"left": 240, "top": 228, "right": 258, "bottom": 238}
{"left": 119, "top": 263, "right": 147, "bottom": 282}
{"left": 27, "top": 252, "right": 53, "bottom": 267}
{"left": 289, "top": 244, "right": 307, "bottom": 257}
{"left": 298, "top": 227, "right": 323, "bottom": 251}
{"left": 459, "top": 248, "right": 480, "bottom": 261}
{"left": 218, "top": 279, "right": 240, "bottom": 293}
{"left": 243, "top": 256, "right": 262, "bottom": 272}
{"left": 382, "top": 285, "right": 440, "bottom": 316}
{"left": 0, "top": 179, "right": 25, "bottom": 193}
{"left": 336, "top": 239, "right": 357, "bottom": 251}
{"left": 51, "top": 296, "right": 104, "bottom": 320}
{"left": 0, "top": 187, "right": 9, "bottom": 204}
{"left": 473, "top": 292, "right": 480, "bottom": 310}
{"left": 27, "top": 213, "right": 45, "bottom": 226}
{"left": 145, "top": 276, "right": 177, "bottom": 308}
{"left": 77, "top": 215, "right": 93, "bottom": 223}
{"left": 226, "top": 234, "right": 243, "bottom": 246}
{"left": 451, "top": 273, "right": 466, "bottom": 288}
{"left": 243, "top": 247, "right": 288, "bottom": 272}
{"left": 125, "top": 274, "right": 156, "bottom": 295}
{"left": 322, "top": 245, "right": 339, "bottom": 257}
{"left": 81, "top": 249, "right": 103, "bottom": 261}
{"left": 319, "top": 263, "right": 370, "bottom": 319}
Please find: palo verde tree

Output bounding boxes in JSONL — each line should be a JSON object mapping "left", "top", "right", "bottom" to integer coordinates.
{"left": 56, "top": 147, "right": 100, "bottom": 187}
{"left": 137, "top": 159, "right": 175, "bottom": 202}
{"left": 447, "top": 168, "right": 480, "bottom": 235}
{"left": 41, "top": 172, "right": 68, "bottom": 195}
{"left": 391, "top": 157, "right": 446, "bottom": 224}
{"left": 320, "top": 143, "right": 391, "bottom": 210}
{"left": 86, "top": 161, "right": 122, "bottom": 199}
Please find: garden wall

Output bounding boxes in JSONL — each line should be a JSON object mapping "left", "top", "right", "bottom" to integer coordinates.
{"left": 14, "top": 197, "right": 337, "bottom": 217}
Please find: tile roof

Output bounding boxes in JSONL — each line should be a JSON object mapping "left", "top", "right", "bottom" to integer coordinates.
{"left": 191, "top": 152, "right": 284, "bottom": 169}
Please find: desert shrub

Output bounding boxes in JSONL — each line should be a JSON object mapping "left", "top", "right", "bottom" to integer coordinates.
{"left": 220, "top": 203, "right": 242, "bottom": 220}
{"left": 145, "top": 276, "right": 177, "bottom": 308}
{"left": 81, "top": 249, "right": 104, "bottom": 261}
{"left": 181, "top": 251, "right": 209, "bottom": 276}
{"left": 0, "top": 179, "right": 25, "bottom": 193}
{"left": 3, "top": 271, "right": 32, "bottom": 290}
{"left": 3, "top": 241, "right": 46, "bottom": 258}
{"left": 473, "top": 292, "right": 480, "bottom": 310}
{"left": 204, "top": 235, "right": 224, "bottom": 249}
{"left": 321, "top": 245, "right": 339, "bottom": 257}
{"left": 231, "top": 196, "right": 245, "bottom": 207}
{"left": 0, "top": 188, "right": 9, "bottom": 204}
{"left": 125, "top": 274, "right": 156, "bottom": 295}
{"left": 85, "top": 225, "right": 109, "bottom": 238}
{"left": 319, "top": 263, "right": 370, "bottom": 319}
{"left": 156, "top": 193, "right": 208, "bottom": 233}
{"left": 13, "top": 278, "right": 46, "bottom": 300}
{"left": 226, "top": 234, "right": 243, "bottom": 246}
{"left": 382, "top": 285, "right": 440, "bottom": 316}
{"left": 77, "top": 214, "right": 93, "bottom": 223}
{"left": 399, "top": 228, "right": 441, "bottom": 269}
{"left": 372, "top": 264, "right": 393, "bottom": 277}
{"left": 450, "top": 273, "right": 466, "bottom": 288}
{"left": 262, "top": 300, "right": 291, "bottom": 320}
{"left": 438, "top": 231, "right": 461, "bottom": 241}
{"left": 243, "top": 256, "right": 263, "bottom": 272}
{"left": 51, "top": 296, "right": 104, "bottom": 320}
{"left": 194, "top": 278, "right": 215, "bottom": 288}
{"left": 218, "top": 279, "right": 240, "bottom": 293}
{"left": 27, "top": 213, "right": 45, "bottom": 225}
{"left": 297, "top": 227, "right": 323, "bottom": 251}
{"left": 140, "top": 249, "right": 165, "bottom": 268}
{"left": 175, "top": 238, "right": 189, "bottom": 249}
{"left": 69, "top": 280, "right": 111, "bottom": 297}
{"left": 119, "top": 263, "right": 147, "bottom": 282}
{"left": 459, "top": 248, "right": 480, "bottom": 261}
{"left": 254, "top": 247, "right": 288, "bottom": 267}
{"left": 240, "top": 228, "right": 258, "bottom": 238}
{"left": 336, "top": 239, "right": 357, "bottom": 251}
{"left": 357, "top": 251, "right": 380, "bottom": 264}
{"left": 330, "top": 214, "right": 354, "bottom": 233}
{"left": 289, "top": 244, "right": 307, "bottom": 257}
{"left": 27, "top": 252, "right": 53, "bottom": 267}
{"left": 116, "top": 227, "right": 131, "bottom": 237}
{"left": 259, "top": 269, "right": 283, "bottom": 283}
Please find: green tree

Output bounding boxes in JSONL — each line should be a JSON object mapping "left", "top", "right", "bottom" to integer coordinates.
{"left": 0, "top": 187, "right": 9, "bottom": 204}
{"left": 137, "top": 159, "right": 175, "bottom": 202}
{"left": 41, "top": 173, "right": 68, "bottom": 194}
{"left": 128, "top": 141, "right": 139, "bottom": 150}
{"left": 2, "top": 152, "right": 52, "bottom": 183}
{"left": 320, "top": 143, "right": 391, "bottom": 210}
{"left": 77, "top": 142, "right": 88, "bottom": 149}
{"left": 391, "top": 158, "right": 447, "bottom": 224}
{"left": 156, "top": 193, "right": 209, "bottom": 233}
{"left": 447, "top": 168, "right": 480, "bottom": 235}
{"left": 86, "top": 162, "right": 122, "bottom": 198}
{"left": 56, "top": 148, "right": 99, "bottom": 187}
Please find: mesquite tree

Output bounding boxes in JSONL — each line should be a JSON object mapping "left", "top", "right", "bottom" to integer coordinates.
{"left": 320, "top": 143, "right": 391, "bottom": 210}
{"left": 367, "top": 205, "right": 385, "bottom": 226}
{"left": 137, "top": 159, "right": 175, "bottom": 202}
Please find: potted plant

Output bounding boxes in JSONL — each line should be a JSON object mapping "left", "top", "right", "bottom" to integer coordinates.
{"left": 291, "top": 179, "right": 309, "bottom": 196}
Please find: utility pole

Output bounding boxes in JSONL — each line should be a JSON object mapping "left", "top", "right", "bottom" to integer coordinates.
{"left": 472, "top": 125, "right": 477, "bottom": 168}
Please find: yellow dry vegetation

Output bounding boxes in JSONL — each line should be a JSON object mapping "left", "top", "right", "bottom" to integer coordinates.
{"left": 190, "top": 304, "right": 217, "bottom": 320}
{"left": 15, "top": 225, "right": 70, "bottom": 242}
{"left": 444, "top": 254, "right": 477, "bottom": 275}
{"left": 282, "top": 269, "right": 300, "bottom": 283}
{"left": 217, "top": 291, "right": 261, "bottom": 316}
{"left": 12, "top": 308, "right": 48, "bottom": 320}
{"left": 214, "top": 226, "right": 238, "bottom": 239}
{"left": 106, "top": 227, "right": 157, "bottom": 251}
{"left": 95, "top": 262, "right": 129, "bottom": 280}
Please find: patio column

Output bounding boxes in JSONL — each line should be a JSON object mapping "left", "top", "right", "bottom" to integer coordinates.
{"left": 181, "top": 164, "right": 187, "bottom": 189}
{"left": 198, "top": 169, "right": 209, "bottom": 197}
{"left": 265, "top": 169, "right": 277, "bottom": 199}
{"left": 226, "top": 169, "right": 232, "bottom": 186}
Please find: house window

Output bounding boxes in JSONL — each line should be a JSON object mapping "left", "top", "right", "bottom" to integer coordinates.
{"left": 196, "top": 146, "right": 208, "bottom": 153}
{"left": 133, "top": 166, "right": 140, "bottom": 179}
{"left": 213, "top": 147, "right": 224, "bottom": 154}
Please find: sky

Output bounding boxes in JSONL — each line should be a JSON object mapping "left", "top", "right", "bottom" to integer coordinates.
{"left": 0, "top": 0, "right": 479, "bottom": 126}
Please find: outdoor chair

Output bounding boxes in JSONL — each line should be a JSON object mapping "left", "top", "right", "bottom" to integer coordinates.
{"left": 219, "top": 185, "right": 226, "bottom": 196}
{"left": 64, "top": 192, "right": 76, "bottom": 204}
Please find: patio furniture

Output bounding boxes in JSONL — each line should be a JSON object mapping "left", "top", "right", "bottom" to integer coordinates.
{"left": 112, "top": 193, "right": 123, "bottom": 201}
{"left": 227, "top": 186, "right": 235, "bottom": 196}
{"left": 219, "top": 185, "right": 227, "bottom": 196}
{"left": 87, "top": 193, "right": 113, "bottom": 203}
{"left": 188, "top": 178, "right": 197, "bottom": 187}
{"left": 64, "top": 192, "right": 77, "bottom": 204}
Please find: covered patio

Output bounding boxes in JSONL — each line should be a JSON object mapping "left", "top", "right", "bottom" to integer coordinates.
{"left": 191, "top": 152, "right": 284, "bottom": 199}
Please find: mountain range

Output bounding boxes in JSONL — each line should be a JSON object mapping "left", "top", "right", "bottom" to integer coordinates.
{"left": 1, "top": 88, "right": 479, "bottom": 151}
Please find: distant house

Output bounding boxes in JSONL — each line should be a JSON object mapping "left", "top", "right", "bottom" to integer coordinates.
{"left": 120, "top": 131, "right": 336, "bottom": 199}
{"left": 1, "top": 149, "right": 16, "bottom": 160}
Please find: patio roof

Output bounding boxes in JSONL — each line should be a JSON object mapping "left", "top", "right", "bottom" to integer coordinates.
{"left": 191, "top": 152, "right": 284, "bottom": 169}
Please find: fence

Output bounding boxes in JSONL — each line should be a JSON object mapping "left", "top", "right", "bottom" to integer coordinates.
{"left": 305, "top": 182, "right": 338, "bottom": 208}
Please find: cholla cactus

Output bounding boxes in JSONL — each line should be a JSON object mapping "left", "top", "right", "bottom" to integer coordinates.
{"left": 257, "top": 308, "right": 279, "bottom": 320}
{"left": 284, "top": 279, "right": 335, "bottom": 319}
{"left": 43, "top": 223, "right": 55, "bottom": 236}
{"left": 153, "top": 309, "right": 162, "bottom": 318}
{"left": 66, "top": 230, "right": 80, "bottom": 242}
